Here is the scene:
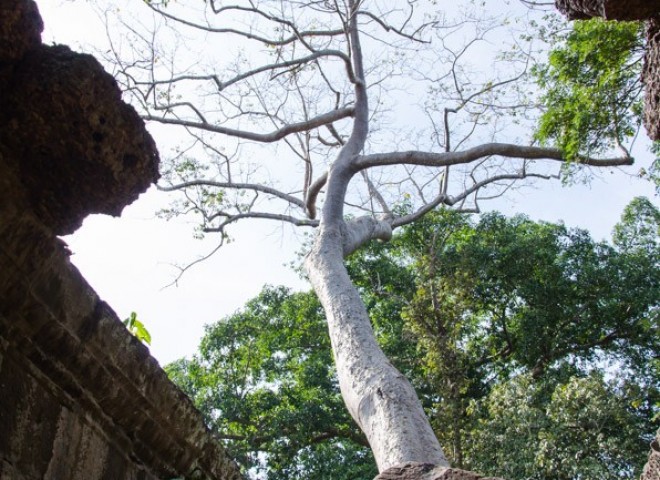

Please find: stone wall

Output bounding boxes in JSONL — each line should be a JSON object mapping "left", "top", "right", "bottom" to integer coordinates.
{"left": 0, "top": 218, "right": 241, "bottom": 480}
{"left": 0, "top": 1, "right": 243, "bottom": 479}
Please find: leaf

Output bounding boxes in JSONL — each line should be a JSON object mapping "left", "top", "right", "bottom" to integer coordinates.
{"left": 123, "top": 312, "right": 152, "bottom": 346}
{"left": 534, "top": 19, "right": 644, "bottom": 162}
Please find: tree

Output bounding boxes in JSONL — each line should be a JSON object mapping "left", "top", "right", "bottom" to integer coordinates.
{"left": 613, "top": 196, "right": 660, "bottom": 252}
{"left": 530, "top": 14, "right": 660, "bottom": 191}
{"left": 166, "top": 286, "right": 378, "bottom": 479}
{"left": 356, "top": 206, "right": 658, "bottom": 476}
{"left": 103, "top": 1, "right": 636, "bottom": 473}
{"left": 168, "top": 203, "right": 659, "bottom": 479}
{"left": 467, "top": 372, "right": 651, "bottom": 479}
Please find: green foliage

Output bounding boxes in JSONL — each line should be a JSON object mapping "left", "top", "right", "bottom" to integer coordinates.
{"left": 164, "top": 287, "right": 376, "bottom": 479}
{"left": 645, "top": 143, "right": 660, "bottom": 194}
{"left": 351, "top": 205, "right": 659, "bottom": 476}
{"left": 534, "top": 19, "right": 644, "bottom": 161}
{"left": 381, "top": 207, "right": 659, "bottom": 476}
{"left": 467, "top": 373, "right": 650, "bottom": 479}
{"left": 123, "top": 311, "right": 152, "bottom": 345}
{"left": 167, "top": 202, "right": 659, "bottom": 479}
{"left": 613, "top": 196, "right": 660, "bottom": 253}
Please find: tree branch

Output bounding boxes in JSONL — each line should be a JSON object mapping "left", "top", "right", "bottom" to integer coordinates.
{"left": 342, "top": 215, "right": 393, "bottom": 257}
{"left": 356, "top": 143, "right": 633, "bottom": 170}
{"left": 305, "top": 172, "right": 328, "bottom": 219}
{"left": 145, "top": 2, "right": 344, "bottom": 46}
{"left": 139, "top": 49, "right": 356, "bottom": 94}
{"left": 219, "top": 50, "right": 357, "bottom": 91}
{"left": 391, "top": 170, "right": 561, "bottom": 230}
{"left": 144, "top": 107, "right": 354, "bottom": 143}
{"left": 203, "top": 212, "right": 319, "bottom": 232}
{"left": 157, "top": 180, "right": 306, "bottom": 210}
{"left": 392, "top": 192, "right": 448, "bottom": 228}
{"left": 357, "top": 10, "right": 431, "bottom": 43}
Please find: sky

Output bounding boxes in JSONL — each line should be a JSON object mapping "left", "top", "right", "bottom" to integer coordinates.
{"left": 40, "top": 0, "right": 658, "bottom": 365}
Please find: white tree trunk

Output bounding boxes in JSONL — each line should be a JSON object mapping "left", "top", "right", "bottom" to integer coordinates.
{"left": 304, "top": 220, "right": 449, "bottom": 472}
{"left": 299, "top": 3, "right": 449, "bottom": 471}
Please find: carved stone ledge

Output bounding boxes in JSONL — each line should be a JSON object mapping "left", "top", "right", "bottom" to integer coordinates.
{"left": 0, "top": 216, "right": 243, "bottom": 479}
{"left": 374, "top": 463, "right": 503, "bottom": 480}
{"left": 555, "top": 0, "right": 660, "bottom": 21}
{"left": 0, "top": 42, "right": 159, "bottom": 235}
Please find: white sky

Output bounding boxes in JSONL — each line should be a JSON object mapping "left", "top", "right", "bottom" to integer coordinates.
{"left": 40, "top": 0, "right": 658, "bottom": 365}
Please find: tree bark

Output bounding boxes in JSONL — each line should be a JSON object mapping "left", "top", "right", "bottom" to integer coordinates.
{"left": 299, "top": 2, "right": 448, "bottom": 471}
{"left": 644, "top": 15, "right": 660, "bottom": 141}
{"left": 304, "top": 222, "right": 449, "bottom": 472}
{"left": 555, "top": 0, "right": 660, "bottom": 21}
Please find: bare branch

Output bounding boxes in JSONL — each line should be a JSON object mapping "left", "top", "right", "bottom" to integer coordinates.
{"left": 163, "top": 236, "right": 227, "bottom": 288}
{"left": 144, "top": 107, "right": 354, "bottom": 143}
{"left": 361, "top": 170, "right": 391, "bottom": 215}
{"left": 157, "top": 180, "right": 307, "bottom": 210}
{"left": 203, "top": 212, "right": 319, "bottom": 232}
{"left": 356, "top": 144, "right": 633, "bottom": 170}
{"left": 222, "top": 50, "right": 358, "bottom": 90}
{"left": 305, "top": 172, "right": 328, "bottom": 219}
{"left": 391, "top": 169, "right": 558, "bottom": 229}
{"left": 357, "top": 10, "right": 430, "bottom": 43}
{"left": 145, "top": 2, "right": 344, "bottom": 47}
{"left": 391, "top": 192, "right": 448, "bottom": 228}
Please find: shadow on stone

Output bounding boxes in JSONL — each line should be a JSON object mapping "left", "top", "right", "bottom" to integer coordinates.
{"left": 0, "top": 1, "right": 243, "bottom": 479}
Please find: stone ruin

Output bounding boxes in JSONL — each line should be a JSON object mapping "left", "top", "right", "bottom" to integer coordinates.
{"left": 0, "top": 0, "right": 242, "bottom": 478}
{"left": 645, "top": 16, "right": 660, "bottom": 141}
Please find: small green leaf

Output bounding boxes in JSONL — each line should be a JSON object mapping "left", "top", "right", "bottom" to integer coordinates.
{"left": 123, "top": 312, "right": 152, "bottom": 346}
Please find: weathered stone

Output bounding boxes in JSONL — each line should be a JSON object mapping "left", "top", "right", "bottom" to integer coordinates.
{"left": 644, "top": 16, "right": 660, "bottom": 141}
{"left": 0, "top": 43, "right": 159, "bottom": 235}
{"left": 374, "top": 463, "right": 503, "bottom": 480}
{"left": 0, "top": 159, "right": 242, "bottom": 480}
{"left": 0, "top": 0, "right": 42, "bottom": 62}
{"left": 0, "top": 1, "right": 243, "bottom": 479}
{"left": 555, "top": 0, "right": 660, "bottom": 21}
{"left": 640, "top": 429, "right": 660, "bottom": 480}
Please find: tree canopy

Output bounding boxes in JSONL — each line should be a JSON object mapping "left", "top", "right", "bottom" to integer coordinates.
{"left": 167, "top": 199, "right": 659, "bottom": 479}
